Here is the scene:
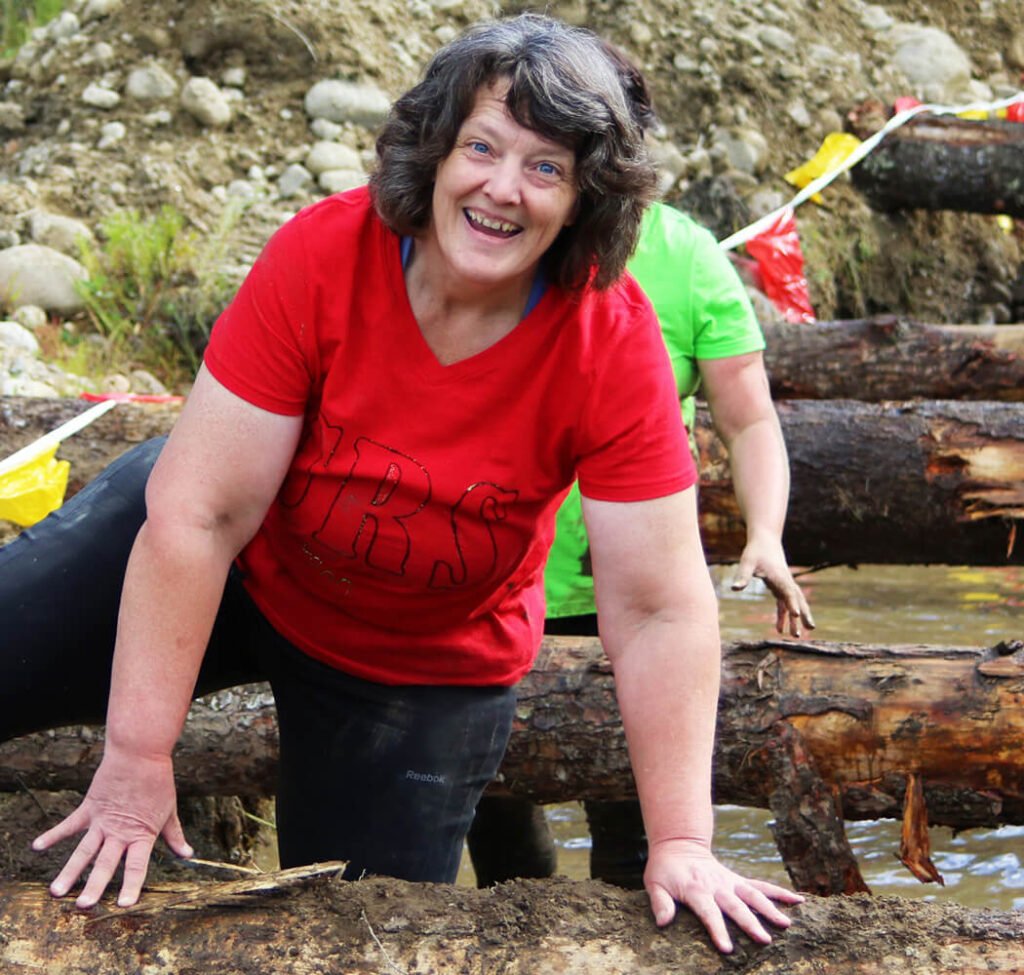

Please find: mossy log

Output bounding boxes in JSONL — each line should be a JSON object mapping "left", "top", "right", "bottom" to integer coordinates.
{"left": 1, "top": 872, "right": 1023, "bottom": 974}
{"left": 3, "top": 397, "right": 1024, "bottom": 566}
{"left": 761, "top": 318, "right": 1024, "bottom": 402}
{"left": 850, "top": 114, "right": 1024, "bottom": 219}
{"left": 696, "top": 398, "right": 1024, "bottom": 567}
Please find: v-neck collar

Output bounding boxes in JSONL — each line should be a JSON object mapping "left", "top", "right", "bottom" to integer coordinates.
{"left": 387, "top": 232, "right": 559, "bottom": 382}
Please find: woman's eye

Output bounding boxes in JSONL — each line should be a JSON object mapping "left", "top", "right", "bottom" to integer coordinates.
{"left": 469, "top": 141, "right": 489, "bottom": 154}
{"left": 536, "top": 161, "right": 560, "bottom": 177}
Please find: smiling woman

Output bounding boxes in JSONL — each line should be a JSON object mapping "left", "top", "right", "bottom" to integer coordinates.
{"left": 1, "top": 12, "right": 801, "bottom": 958}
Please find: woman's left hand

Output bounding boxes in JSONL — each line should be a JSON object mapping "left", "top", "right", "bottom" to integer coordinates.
{"left": 644, "top": 838, "right": 804, "bottom": 953}
{"left": 731, "top": 536, "right": 815, "bottom": 638}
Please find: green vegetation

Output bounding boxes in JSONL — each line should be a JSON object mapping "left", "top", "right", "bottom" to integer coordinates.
{"left": 74, "top": 202, "right": 246, "bottom": 387}
{"left": 1, "top": 0, "right": 65, "bottom": 56}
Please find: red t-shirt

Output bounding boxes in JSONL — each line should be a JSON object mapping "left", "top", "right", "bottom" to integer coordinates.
{"left": 205, "top": 188, "right": 695, "bottom": 686}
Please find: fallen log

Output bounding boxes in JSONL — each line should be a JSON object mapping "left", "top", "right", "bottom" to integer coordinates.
{"left": 761, "top": 317, "right": 1024, "bottom": 402}
{"left": 696, "top": 398, "right": 1024, "bottom": 566}
{"left": 6, "top": 638, "right": 1024, "bottom": 831}
{"left": 849, "top": 114, "right": 1024, "bottom": 219}
{"left": 1, "top": 871, "right": 1023, "bottom": 974}
{"left": 3, "top": 397, "right": 1024, "bottom": 566}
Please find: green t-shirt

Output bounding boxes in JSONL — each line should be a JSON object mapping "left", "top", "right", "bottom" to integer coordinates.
{"left": 544, "top": 202, "right": 766, "bottom": 619}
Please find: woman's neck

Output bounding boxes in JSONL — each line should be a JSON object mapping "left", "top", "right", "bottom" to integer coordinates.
{"left": 404, "top": 237, "right": 536, "bottom": 366}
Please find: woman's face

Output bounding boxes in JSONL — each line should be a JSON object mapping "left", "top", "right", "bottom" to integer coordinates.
{"left": 426, "top": 81, "right": 578, "bottom": 294}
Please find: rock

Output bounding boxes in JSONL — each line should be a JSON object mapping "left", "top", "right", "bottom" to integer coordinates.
{"left": 889, "top": 25, "right": 972, "bottom": 97}
{"left": 0, "top": 376, "right": 60, "bottom": 397}
{"left": 128, "top": 369, "right": 169, "bottom": 395}
{"left": 0, "top": 244, "right": 89, "bottom": 314}
{"left": 318, "top": 169, "right": 367, "bottom": 194}
{"left": 26, "top": 211, "right": 94, "bottom": 255}
{"left": 101, "top": 373, "right": 132, "bottom": 394}
{"left": 126, "top": 62, "right": 179, "bottom": 100}
{"left": 46, "top": 11, "right": 80, "bottom": 41}
{"left": 81, "top": 82, "right": 120, "bottom": 109}
{"left": 304, "top": 79, "right": 392, "bottom": 128}
{"left": 277, "top": 163, "right": 314, "bottom": 199}
{"left": 80, "top": 0, "right": 124, "bottom": 22}
{"left": 0, "top": 102, "right": 27, "bottom": 132}
{"left": 710, "top": 127, "right": 770, "bottom": 175}
{"left": 0, "top": 321, "right": 41, "bottom": 356}
{"left": 310, "top": 118, "right": 344, "bottom": 141}
{"left": 180, "top": 77, "right": 233, "bottom": 128}
{"left": 304, "top": 141, "right": 363, "bottom": 176}
{"left": 97, "top": 121, "right": 127, "bottom": 149}
{"left": 10, "top": 306, "right": 48, "bottom": 331}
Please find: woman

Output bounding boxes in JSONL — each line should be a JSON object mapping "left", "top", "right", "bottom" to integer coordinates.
{"left": 470, "top": 42, "right": 816, "bottom": 893}
{"left": 1, "top": 14, "right": 800, "bottom": 954}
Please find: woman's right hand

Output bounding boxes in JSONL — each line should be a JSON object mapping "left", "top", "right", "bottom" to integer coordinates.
{"left": 32, "top": 741, "right": 193, "bottom": 909}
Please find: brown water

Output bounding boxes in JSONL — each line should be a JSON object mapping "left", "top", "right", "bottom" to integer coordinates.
{"left": 460, "top": 564, "right": 1024, "bottom": 909}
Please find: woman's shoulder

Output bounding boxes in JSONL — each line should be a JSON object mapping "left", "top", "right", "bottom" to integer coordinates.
{"left": 260, "top": 186, "right": 393, "bottom": 269}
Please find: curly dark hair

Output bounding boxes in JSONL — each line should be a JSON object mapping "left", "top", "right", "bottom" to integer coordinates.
{"left": 370, "top": 13, "right": 657, "bottom": 291}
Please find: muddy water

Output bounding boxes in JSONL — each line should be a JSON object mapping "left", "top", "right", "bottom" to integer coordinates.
{"left": 460, "top": 564, "right": 1024, "bottom": 909}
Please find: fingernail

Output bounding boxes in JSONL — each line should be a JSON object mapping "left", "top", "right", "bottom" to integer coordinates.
{"left": 50, "top": 882, "right": 66, "bottom": 897}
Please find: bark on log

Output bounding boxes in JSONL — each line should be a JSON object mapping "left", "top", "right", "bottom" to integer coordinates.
{"left": 761, "top": 317, "right": 1024, "bottom": 402}
{"left": 2, "top": 872, "right": 1023, "bottom": 974}
{"left": 849, "top": 114, "right": 1024, "bottom": 218}
{"left": 695, "top": 398, "right": 1024, "bottom": 566}
{"left": 3, "top": 397, "right": 1024, "bottom": 566}
{"left": 6, "top": 638, "right": 1024, "bottom": 833}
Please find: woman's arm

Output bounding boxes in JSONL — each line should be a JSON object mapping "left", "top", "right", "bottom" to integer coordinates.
{"left": 584, "top": 488, "right": 802, "bottom": 952}
{"left": 698, "top": 351, "right": 814, "bottom": 636}
{"left": 33, "top": 365, "right": 303, "bottom": 908}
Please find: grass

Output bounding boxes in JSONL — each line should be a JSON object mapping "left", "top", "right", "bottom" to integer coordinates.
{"left": 73, "top": 201, "right": 247, "bottom": 388}
{"left": 1, "top": 0, "right": 66, "bottom": 56}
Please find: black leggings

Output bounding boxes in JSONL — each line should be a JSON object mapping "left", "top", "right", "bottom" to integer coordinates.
{"left": 0, "top": 438, "right": 514, "bottom": 883}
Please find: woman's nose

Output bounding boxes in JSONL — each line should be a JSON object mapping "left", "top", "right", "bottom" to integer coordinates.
{"left": 484, "top": 158, "right": 522, "bottom": 205}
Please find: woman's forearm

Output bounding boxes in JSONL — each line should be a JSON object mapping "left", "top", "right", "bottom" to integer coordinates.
{"left": 607, "top": 607, "right": 721, "bottom": 848}
{"left": 726, "top": 414, "right": 790, "bottom": 545}
{"left": 104, "top": 517, "right": 239, "bottom": 757}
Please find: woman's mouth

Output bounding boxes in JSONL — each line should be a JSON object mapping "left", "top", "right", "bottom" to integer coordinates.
{"left": 464, "top": 208, "right": 522, "bottom": 239}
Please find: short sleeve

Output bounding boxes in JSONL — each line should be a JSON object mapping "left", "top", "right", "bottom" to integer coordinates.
{"left": 204, "top": 212, "right": 317, "bottom": 415}
{"left": 574, "top": 282, "right": 696, "bottom": 503}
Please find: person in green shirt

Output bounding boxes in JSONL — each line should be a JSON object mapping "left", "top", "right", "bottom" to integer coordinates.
{"left": 468, "top": 41, "right": 814, "bottom": 891}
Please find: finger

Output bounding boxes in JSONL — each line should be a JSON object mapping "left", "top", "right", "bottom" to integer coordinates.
{"left": 161, "top": 811, "right": 194, "bottom": 860}
{"left": 734, "top": 884, "right": 797, "bottom": 929}
{"left": 787, "top": 599, "right": 802, "bottom": 638}
{"left": 731, "top": 564, "right": 753, "bottom": 592}
{"left": 48, "top": 828, "right": 102, "bottom": 898}
{"left": 746, "top": 877, "right": 806, "bottom": 904}
{"left": 775, "top": 599, "right": 787, "bottom": 634}
{"left": 33, "top": 807, "right": 89, "bottom": 853}
{"left": 76, "top": 839, "right": 127, "bottom": 909}
{"left": 645, "top": 882, "right": 677, "bottom": 927}
{"left": 684, "top": 891, "right": 734, "bottom": 954}
{"left": 118, "top": 840, "right": 155, "bottom": 907}
{"left": 715, "top": 890, "right": 772, "bottom": 946}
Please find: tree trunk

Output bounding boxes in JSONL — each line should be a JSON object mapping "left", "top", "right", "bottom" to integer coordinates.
{"left": 7, "top": 637, "right": 1024, "bottom": 833}
{"left": 849, "top": 114, "right": 1024, "bottom": 218}
{"left": 1, "top": 871, "right": 1023, "bottom": 974}
{"left": 3, "top": 397, "right": 1024, "bottom": 566}
{"left": 695, "top": 398, "right": 1024, "bottom": 566}
{"left": 761, "top": 317, "right": 1024, "bottom": 402}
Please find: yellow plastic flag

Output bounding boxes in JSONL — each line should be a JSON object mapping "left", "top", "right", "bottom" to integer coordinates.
{"left": 0, "top": 400, "right": 117, "bottom": 528}
{"left": 0, "top": 444, "right": 70, "bottom": 526}
{"left": 785, "top": 132, "right": 863, "bottom": 204}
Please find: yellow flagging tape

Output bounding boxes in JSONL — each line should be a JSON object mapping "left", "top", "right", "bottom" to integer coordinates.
{"left": 0, "top": 400, "right": 117, "bottom": 527}
{"left": 719, "top": 89, "right": 1024, "bottom": 252}
{"left": 0, "top": 444, "right": 70, "bottom": 526}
